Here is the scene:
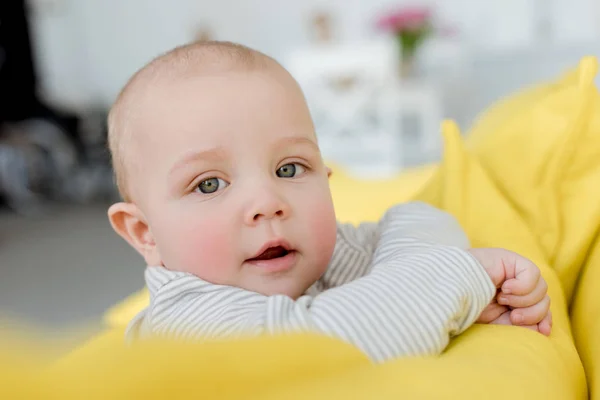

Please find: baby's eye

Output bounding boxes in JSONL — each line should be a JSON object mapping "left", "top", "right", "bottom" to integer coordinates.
{"left": 195, "top": 177, "right": 229, "bottom": 194}
{"left": 276, "top": 163, "right": 306, "bottom": 178}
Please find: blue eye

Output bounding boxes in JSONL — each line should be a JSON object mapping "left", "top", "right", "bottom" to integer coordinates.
{"left": 195, "top": 177, "right": 229, "bottom": 194}
{"left": 276, "top": 163, "right": 306, "bottom": 178}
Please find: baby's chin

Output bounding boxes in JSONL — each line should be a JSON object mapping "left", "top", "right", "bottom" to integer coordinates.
{"left": 254, "top": 284, "right": 310, "bottom": 300}
{"left": 243, "top": 277, "right": 315, "bottom": 300}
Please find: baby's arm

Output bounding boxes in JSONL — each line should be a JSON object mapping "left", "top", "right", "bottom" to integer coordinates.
{"left": 322, "top": 201, "right": 473, "bottom": 289}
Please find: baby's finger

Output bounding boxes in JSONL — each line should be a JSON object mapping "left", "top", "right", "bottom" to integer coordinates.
{"left": 478, "top": 302, "right": 510, "bottom": 323}
{"left": 488, "top": 310, "right": 512, "bottom": 326}
{"left": 510, "top": 295, "right": 551, "bottom": 325}
{"left": 538, "top": 311, "right": 552, "bottom": 336}
{"left": 497, "top": 278, "right": 547, "bottom": 308}
{"left": 501, "top": 261, "right": 540, "bottom": 295}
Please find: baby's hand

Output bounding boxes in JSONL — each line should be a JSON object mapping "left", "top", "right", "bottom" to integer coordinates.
{"left": 468, "top": 248, "right": 552, "bottom": 336}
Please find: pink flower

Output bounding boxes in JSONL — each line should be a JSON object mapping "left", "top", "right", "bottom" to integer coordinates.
{"left": 377, "top": 6, "right": 432, "bottom": 33}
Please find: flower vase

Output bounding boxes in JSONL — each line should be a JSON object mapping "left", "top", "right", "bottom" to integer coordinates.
{"left": 397, "top": 33, "right": 420, "bottom": 79}
{"left": 400, "top": 54, "right": 416, "bottom": 79}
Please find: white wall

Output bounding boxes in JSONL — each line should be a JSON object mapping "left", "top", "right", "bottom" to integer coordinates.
{"left": 27, "top": 0, "right": 600, "bottom": 124}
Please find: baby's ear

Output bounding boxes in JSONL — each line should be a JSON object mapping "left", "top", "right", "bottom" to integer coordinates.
{"left": 326, "top": 166, "right": 332, "bottom": 178}
{"left": 107, "top": 202, "right": 162, "bottom": 265}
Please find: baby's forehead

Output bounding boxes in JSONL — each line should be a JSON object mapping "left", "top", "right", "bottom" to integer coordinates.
{"left": 124, "top": 57, "right": 291, "bottom": 125}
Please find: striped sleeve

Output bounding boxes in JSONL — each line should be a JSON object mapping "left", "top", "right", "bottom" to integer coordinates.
{"left": 372, "top": 201, "right": 473, "bottom": 265}
{"left": 128, "top": 202, "right": 495, "bottom": 363}
{"left": 318, "top": 221, "right": 378, "bottom": 289}
{"left": 320, "top": 201, "right": 473, "bottom": 288}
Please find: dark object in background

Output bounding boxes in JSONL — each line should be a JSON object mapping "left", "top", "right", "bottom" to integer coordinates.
{"left": 0, "top": 119, "right": 78, "bottom": 213}
{"left": 0, "top": 0, "right": 37, "bottom": 123}
{"left": 0, "top": 1, "right": 118, "bottom": 213}
{"left": 0, "top": 115, "right": 118, "bottom": 214}
{"left": 0, "top": 0, "right": 83, "bottom": 154}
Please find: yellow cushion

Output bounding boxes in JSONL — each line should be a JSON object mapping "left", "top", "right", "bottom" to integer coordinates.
{"left": 464, "top": 57, "right": 600, "bottom": 398}
{"left": 572, "top": 238, "right": 600, "bottom": 399}
{"left": 466, "top": 56, "right": 600, "bottom": 302}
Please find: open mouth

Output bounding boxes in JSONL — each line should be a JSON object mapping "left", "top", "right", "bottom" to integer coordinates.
{"left": 247, "top": 246, "right": 290, "bottom": 262}
{"left": 245, "top": 240, "right": 297, "bottom": 273}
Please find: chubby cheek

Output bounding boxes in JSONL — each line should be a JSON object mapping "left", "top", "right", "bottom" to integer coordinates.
{"left": 155, "top": 211, "right": 238, "bottom": 284}
{"left": 305, "top": 193, "right": 337, "bottom": 269}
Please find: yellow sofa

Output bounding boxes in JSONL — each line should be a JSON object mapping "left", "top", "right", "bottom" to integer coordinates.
{"left": 2, "top": 57, "right": 600, "bottom": 399}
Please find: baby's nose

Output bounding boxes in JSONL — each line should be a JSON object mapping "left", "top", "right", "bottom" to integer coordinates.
{"left": 253, "top": 208, "right": 285, "bottom": 221}
{"left": 245, "top": 191, "right": 291, "bottom": 225}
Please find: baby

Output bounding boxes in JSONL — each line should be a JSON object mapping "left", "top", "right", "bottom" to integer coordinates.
{"left": 107, "top": 41, "right": 551, "bottom": 363}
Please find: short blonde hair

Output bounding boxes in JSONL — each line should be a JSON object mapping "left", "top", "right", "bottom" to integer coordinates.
{"left": 107, "top": 40, "right": 274, "bottom": 202}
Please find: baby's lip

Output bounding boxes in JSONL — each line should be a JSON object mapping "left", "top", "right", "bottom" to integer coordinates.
{"left": 247, "top": 239, "right": 293, "bottom": 261}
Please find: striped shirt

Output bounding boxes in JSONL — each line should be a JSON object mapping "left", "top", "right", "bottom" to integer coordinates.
{"left": 126, "top": 202, "right": 496, "bottom": 363}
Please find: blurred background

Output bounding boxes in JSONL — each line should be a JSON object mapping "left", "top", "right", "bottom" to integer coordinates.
{"left": 1, "top": 0, "right": 599, "bottom": 333}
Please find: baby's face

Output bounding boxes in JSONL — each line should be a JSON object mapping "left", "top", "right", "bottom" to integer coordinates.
{"left": 129, "top": 68, "right": 337, "bottom": 298}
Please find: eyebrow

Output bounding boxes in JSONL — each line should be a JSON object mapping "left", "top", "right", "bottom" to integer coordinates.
{"left": 274, "top": 136, "right": 320, "bottom": 153}
{"left": 169, "top": 146, "right": 227, "bottom": 177}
